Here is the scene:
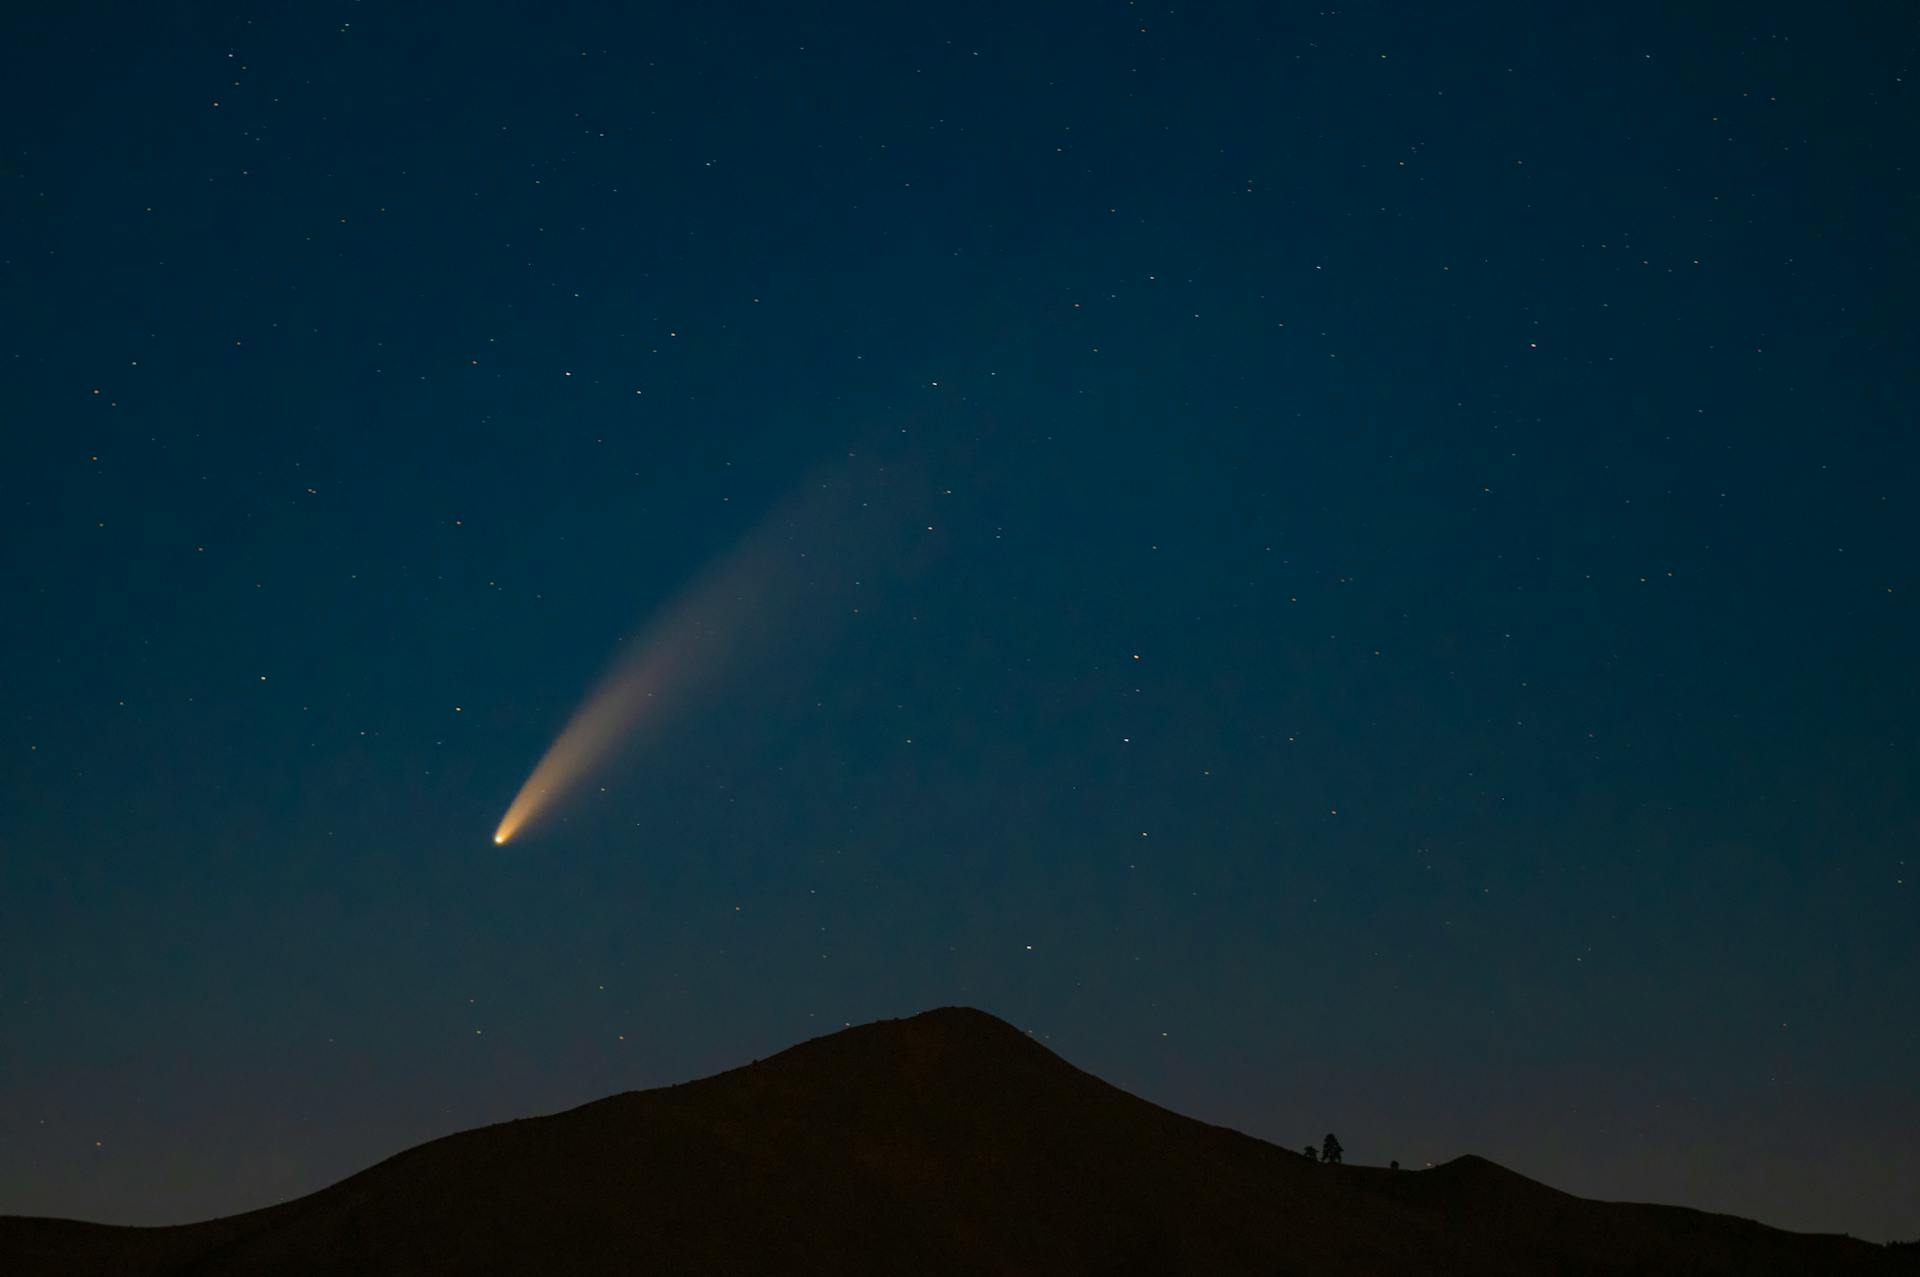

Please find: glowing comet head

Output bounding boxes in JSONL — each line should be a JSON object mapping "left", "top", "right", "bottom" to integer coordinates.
{"left": 492, "top": 833, "right": 506, "bottom": 846}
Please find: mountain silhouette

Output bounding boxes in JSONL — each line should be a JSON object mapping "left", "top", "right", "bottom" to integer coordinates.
{"left": 0, "top": 1007, "right": 1904, "bottom": 1275}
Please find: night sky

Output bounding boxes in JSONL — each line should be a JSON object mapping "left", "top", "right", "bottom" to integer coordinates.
{"left": 3, "top": 0, "right": 1916, "bottom": 1244}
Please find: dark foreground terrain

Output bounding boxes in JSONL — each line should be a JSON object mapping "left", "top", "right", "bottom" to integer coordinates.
{"left": 0, "top": 1007, "right": 1905, "bottom": 1275}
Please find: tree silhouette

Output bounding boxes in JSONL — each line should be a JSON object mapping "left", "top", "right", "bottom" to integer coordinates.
{"left": 1389, "top": 1160, "right": 1399, "bottom": 1171}
{"left": 1321, "top": 1133, "right": 1343, "bottom": 1165}
{"left": 1302, "top": 1144, "right": 1318, "bottom": 1162}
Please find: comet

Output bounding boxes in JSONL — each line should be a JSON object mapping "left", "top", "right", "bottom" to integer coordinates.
{"left": 491, "top": 452, "right": 908, "bottom": 846}
{"left": 490, "top": 552, "right": 769, "bottom": 846}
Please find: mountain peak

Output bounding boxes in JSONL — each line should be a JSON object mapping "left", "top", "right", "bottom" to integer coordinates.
{"left": 1, "top": 1009, "right": 1901, "bottom": 1276}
